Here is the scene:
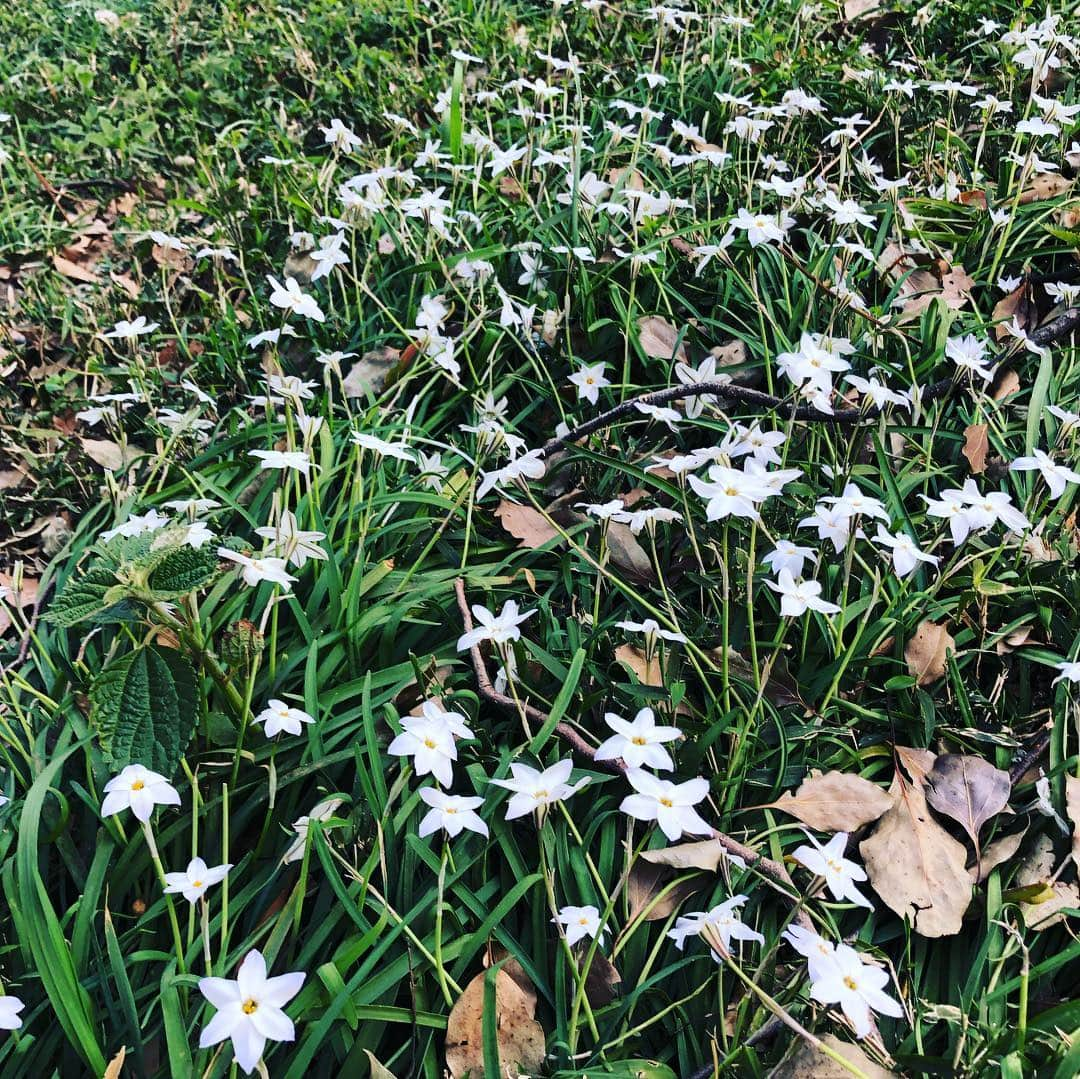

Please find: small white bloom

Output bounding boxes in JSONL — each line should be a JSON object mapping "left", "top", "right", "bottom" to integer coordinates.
{"left": 253, "top": 699, "right": 315, "bottom": 738}
{"left": 620, "top": 767, "right": 712, "bottom": 841}
{"left": 554, "top": 904, "right": 605, "bottom": 946}
{"left": 101, "top": 764, "right": 181, "bottom": 823}
{"left": 164, "top": 856, "right": 232, "bottom": 903}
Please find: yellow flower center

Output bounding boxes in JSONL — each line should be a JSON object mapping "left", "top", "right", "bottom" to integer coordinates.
{"left": 659, "top": 797, "right": 674, "bottom": 807}
{"left": 192, "top": 880, "right": 203, "bottom": 888}
{"left": 534, "top": 789, "right": 549, "bottom": 800}
{"left": 242, "top": 999, "right": 259, "bottom": 1015}
{"left": 632, "top": 736, "right": 647, "bottom": 746}
{"left": 423, "top": 738, "right": 437, "bottom": 749}
{"left": 843, "top": 976, "right": 858, "bottom": 991}
{"left": 132, "top": 781, "right": 145, "bottom": 791}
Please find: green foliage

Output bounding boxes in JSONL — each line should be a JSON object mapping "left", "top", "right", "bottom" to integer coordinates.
{"left": 90, "top": 644, "right": 199, "bottom": 775}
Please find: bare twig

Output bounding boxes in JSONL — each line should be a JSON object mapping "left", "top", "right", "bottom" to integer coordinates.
{"left": 454, "top": 578, "right": 813, "bottom": 930}
{"left": 539, "top": 307, "right": 1080, "bottom": 458}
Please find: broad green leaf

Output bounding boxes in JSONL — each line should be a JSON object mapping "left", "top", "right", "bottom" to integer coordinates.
{"left": 144, "top": 543, "right": 218, "bottom": 597}
{"left": 90, "top": 645, "right": 199, "bottom": 775}
{"left": 45, "top": 565, "right": 122, "bottom": 627}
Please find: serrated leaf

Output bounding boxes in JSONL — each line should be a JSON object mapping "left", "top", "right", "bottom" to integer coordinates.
{"left": 46, "top": 566, "right": 122, "bottom": 627}
{"left": 90, "top": 645, "right": 198, "bottom": 775}
{"left": 145, "top": 544, "right": 218, "bottom": 597}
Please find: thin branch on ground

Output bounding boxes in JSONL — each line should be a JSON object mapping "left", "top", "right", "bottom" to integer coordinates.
{"left": 455, "top": 577, "right": 814, "bottom": 931}
{"left": 539, "top": 307, "right": 1080, "bottom": 457}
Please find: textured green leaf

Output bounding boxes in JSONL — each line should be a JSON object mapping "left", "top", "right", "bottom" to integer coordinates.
{"left": 90, "top": 645, "right": 198, "bottom": 775}
{"left": 45, "top": 565, "right": 122, "bottom": 627}
{"left": 145, "top": 543, "right": 218, "bottom": 597}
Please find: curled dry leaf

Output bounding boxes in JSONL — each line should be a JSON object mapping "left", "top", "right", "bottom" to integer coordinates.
{"left": 53, "top": 253, "right": 100, "bottom": 284}
{"left": 904, "top": 620, "right": 955, "bottom": 686}
{"left": 80, "top": 437, "right": 139, "bottom": 471}
{"left": 961, "top": 423, "right": 989, "bottom": 474}
{"left": 895, "top": 745, "right": 937, "bottom": 785}
{"left": 859, "top": 774, "right": 972, "bottom": 937}
{"left": 1018, "top": 173, "right": 1073, "bottom": 205}
{"left": 924, "top": 754, "right": 1011, "bottom": 853}
{"left": 445, "top": 967, "right": 546, "bottom": 1079}
{"left": 767, "top": 1034, "right": 893, "bottom": 1078}
{"left": 605, "top": 521, "right": 655, "bottom": 581}
{"left": 764, "top": 769, "right": 893, "bottom": 832}
{"left": 637, "top": 315, "right": 687, "bottom": 362}
{"left": 991, "top": 369, "right": 1021, "bottom": 401}
{"left": 342, "top": 347, "right": 401, "bottom": 398}
{"left": 103, "top": 1047, "right": 126, "bottom": 1079}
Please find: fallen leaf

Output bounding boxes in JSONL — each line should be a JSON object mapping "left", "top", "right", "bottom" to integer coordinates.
{"left": 627, "top": 860, "right": 700, "bottom": 922}
{"left": 713, "top": 647, "right": 804, "bottom": 708}
{"left": 0, "top": 573, "right": 41, "bottom": 636}
{"left": 606, "top": 522, "right": 655, "bottom": 580}
{"left": 904, "top": 620, "right": 955, "bottom": 685}
{"left": 641, "top": 840, "right": 731, "bottom": 872}
{"left": 110, "top": 272, "right": 141, "bottom": 299}
{"left": 962, "top": 423, "right": 989, "bottom": 474}
{"left": 342, "top": 347, "right": 401, "bottom": 397}
{"left": 992, "top": 369, "right": 1021, "bottom": 401}
{"left": 859, "top": 774, "right": 972, "bottom": 937}
{"left": 992, "top": 282, "right": 1036, "bottom": 342}
{"left": 764, "top": 770, "right": 893, "bottom": 832}
{"left": 80, "top": 437, "right": 136, "bottom": 471}
{"left": 495, "top": 501, "right": 560, "bottom": 548}
{"left": 363, "top": 1050, "right": 397, "bottom": 1079}
{"left": 52, "top": 253, "right": 100, "bottom": 284}
{"left": 1016, "top": 833, "right": 1080, "bottom": 930}
{"left": 924, "top": 754, "right": 1011, "bottom": 853}
{"left": 969, "top": 829, "right": 1025, "bottom": 884}
{"left": 445, "top": 968, "right": 546, "bottom": 1079}
{"left": 103, "top": 1046, "right": 126, "bottom": 1079}
{"left": 1018, "top": 173, "right": 1072, "bottom": 205}
{"left": 637, "top": 315, "right": 687, "bottom": 362}
{"left": 842, "top": 0, "right": 881, "bottom": 19}
{"left": 583, "top": 952, "right": 621, "bottom": 1006}
{"left": 614, "top": 644, "right": 664, "bottom": 686}
{"left": 1066, "top": 775, "right": 1080, "bottom": 868}
{"left": 940, "top": 266, "right": 976, "bottom": 308}
{"left": 895, "top": 746, "right": 937, "bottom": 785}
{"left": 767, "top": 1034, "right": 893, "bottom": 1078}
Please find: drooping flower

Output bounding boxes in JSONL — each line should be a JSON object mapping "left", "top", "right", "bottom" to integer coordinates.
{"left": 668, "top": 895, "right": 764, "bottom": 959}
{"left": 217, "top": 549, "right": 297, "bottom": 590}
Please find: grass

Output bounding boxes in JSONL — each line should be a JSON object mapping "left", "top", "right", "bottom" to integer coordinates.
{"left": 0, "top": 0, "right": 1079, "bottom": 1076}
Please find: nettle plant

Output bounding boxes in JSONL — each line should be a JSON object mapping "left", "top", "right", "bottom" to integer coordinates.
{"left": 46, "top": 529, "right": 227, "bottom": 775}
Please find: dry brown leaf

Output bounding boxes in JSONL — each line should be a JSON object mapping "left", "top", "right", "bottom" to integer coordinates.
{"left": 764, "top": 770, "right": 893, "bottom": 832}
{"left": 895, "top": 745, "right": 937, "bottom": 785}
{"left": 1066, "top": 775, "right": 1080, "bottom": 868}
{"left": 904, "top": 620, "right": 955, "bottom": 685}
{"left": 583, "top": 952, "right": 621, "bottom": 1006}
{"left": 767, "top": 1034, "right": 893, "bottom": 1078}
{"left": 445, "top": 968, "right": 546, "bottom": 1079}
{"left": 711, "top": 647, "right": 804, "bottom": 708}
{"left": 0, "top": 573, "right": 41, "bottom": 636}
{"left": 103, "top": 1046, "right": 126, "bottom": 1079}
{"left": 80, "top": 437, "right": 134, "bottom": 471}
{"left": 363, "top": 1050, "right": 397, "bottom": 1079}
{"left": 606, "top": 521, "right": 655, "bottom": 580}
{"left": 342, "top": 347, "right": 401, "bottom": 397}
{"left": 940, "top": 266, "right": 975, "bottom": 308}
{"left": 992, "top": 282, "right": 1036, "bottom": 342}
{"left": 495, "top": 501, "right": 560, "bottom": 549}
{"left": 924, "top": 754, "right": 1011, "bottom": 853}
{"left": 110, "top": 272, "right": 141, "bottom": 299}
{"left": 859, "top": 775, "right": 972, "bottom": 937}
{"left": 641, "top": 839, "right": 730, "bottom": 872}
{"left": 637, "top": 315, "right": 687, "bottom": 361}
{"left": 1017, "top": 833, "right": 1080, "bottom": 930}
{"left": 498, "top": 175, "right": 524, "bottom": 199}
{"left": 992, "top": 369, "right": 1021, "bottom": 401}
{"left": 0, "top": 468, "right": 27, "bottom": 490}
{"left": 962, "top": 423, "right": 989, "bottom": 474}
{"left": 615, "top": 643, "right": 664, "bottom": 686}
{"left": 627, "top": 860, "right": 700, "bottom": 921}
{"left": 1018, "top": 173, "right": 1072, "bottom": 205}
{"left": 53, "top": 253, "right": 100, "bottom": 284}
{"left": 842, "top": 0, "right": 881, "bottom": 18}
{"left": 969, "top": 829, "right": 1025, "bottom": 884}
